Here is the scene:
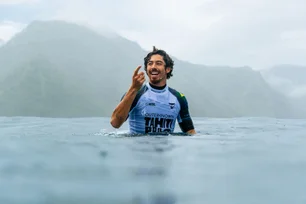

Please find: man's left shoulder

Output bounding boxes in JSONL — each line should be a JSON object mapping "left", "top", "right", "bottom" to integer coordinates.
{"left": 168, "top": 87, "right": 187, "bottom": 99}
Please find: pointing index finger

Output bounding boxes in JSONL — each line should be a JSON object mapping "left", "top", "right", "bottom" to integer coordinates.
{"left": 133, "top": 65, "right": 142, "bottom": 77}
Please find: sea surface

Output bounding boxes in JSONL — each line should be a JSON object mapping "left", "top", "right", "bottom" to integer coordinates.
{"left": 0, "top": 117, "right": 305, "bottom": 204}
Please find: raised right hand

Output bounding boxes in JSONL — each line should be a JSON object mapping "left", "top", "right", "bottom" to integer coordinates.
{"left": 131, "top": 65, "right": 145, "bottom": 90}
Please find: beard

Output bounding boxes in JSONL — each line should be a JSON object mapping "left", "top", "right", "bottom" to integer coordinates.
{"left": 150, "top": 76, "right": 164, "bottom": 84}
{"left": 148, "top": 69, "right": 164, "bottom": 84}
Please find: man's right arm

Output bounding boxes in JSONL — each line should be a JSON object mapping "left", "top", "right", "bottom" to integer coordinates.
{"left": 110, "top": 65, "right": 145, "bottom": 128}
{"left": 110, "top": 87, "right": 138, "bottom": 128}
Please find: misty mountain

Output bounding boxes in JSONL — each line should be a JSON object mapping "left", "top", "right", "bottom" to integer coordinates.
{"left": 261, "top": 65, "right": 306, "bottom": 117}
{"left": 0, "top": 20, "right": 146, "bottom": 117}
{"left": 0, "top": 20, "right": 300, "bottom": 118}
{"left": 0, "top": 39, "right": 4, "bottom": 47}
{"left": 261, "top": 65, "right": 306, "bottom": 97}
{"left": 262, "top": 65, "right": 306, "bottom": 86}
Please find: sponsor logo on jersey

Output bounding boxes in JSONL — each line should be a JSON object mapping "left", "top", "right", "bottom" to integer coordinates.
{"left": 144, "top": 114, "right": 175, "bottom": 133}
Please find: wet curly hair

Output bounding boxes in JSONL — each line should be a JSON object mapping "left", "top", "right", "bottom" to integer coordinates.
{"left": 144, "top": 46, "right": 174, "bottom": 79}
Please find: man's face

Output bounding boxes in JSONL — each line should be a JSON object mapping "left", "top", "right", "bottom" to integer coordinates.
{"left": 146, "top": 54, "right": 171, "bottom": 86}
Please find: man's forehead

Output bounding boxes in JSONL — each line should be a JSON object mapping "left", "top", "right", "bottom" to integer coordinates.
{"left": 149, "top": 54, "right": 164, "bottom": 61}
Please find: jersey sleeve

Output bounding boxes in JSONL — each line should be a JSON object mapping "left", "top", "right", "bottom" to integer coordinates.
{"left": 176, "top": 92, "right": 195, "bottom": 132}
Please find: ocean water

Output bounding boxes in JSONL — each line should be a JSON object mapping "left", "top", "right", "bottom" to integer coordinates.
{"left": 0, "top": 117, "right": 305, "bottom": 204}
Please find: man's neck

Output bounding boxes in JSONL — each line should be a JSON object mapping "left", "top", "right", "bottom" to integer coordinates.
{"left": 149, "top": 82, "right": 166, "bottom": 90}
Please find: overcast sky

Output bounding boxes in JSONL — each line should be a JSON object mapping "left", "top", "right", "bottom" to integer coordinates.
{"left": 0, "top": 0, "right": 305, "bottom": 69}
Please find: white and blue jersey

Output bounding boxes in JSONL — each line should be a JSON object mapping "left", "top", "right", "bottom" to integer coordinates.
{"left": 122, "top": 83, "right": 194, "bottom": 134}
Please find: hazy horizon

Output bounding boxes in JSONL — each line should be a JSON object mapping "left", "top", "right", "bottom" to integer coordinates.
{"left": 1, "top": 0, "right": 306, "bottom": 70}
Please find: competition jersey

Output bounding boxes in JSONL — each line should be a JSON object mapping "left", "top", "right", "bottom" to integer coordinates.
{"left": 123, "top": 83, "right": 194, "bottom": 134}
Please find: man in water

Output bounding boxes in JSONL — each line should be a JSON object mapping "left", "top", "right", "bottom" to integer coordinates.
{"left": 110, "top": 46, "right": 196, "bottom": 135}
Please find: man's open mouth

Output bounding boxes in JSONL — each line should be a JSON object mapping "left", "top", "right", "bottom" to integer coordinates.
{"left": 150, "top": 69, "right": 160, "bottom": 75}
{"left": 151, "top": 71, "right": 159, "bottom": 75}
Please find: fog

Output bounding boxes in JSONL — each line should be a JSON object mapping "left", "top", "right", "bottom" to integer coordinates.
{"left": 0, "top": 0, "right": 305, "bottom": 118}
{"left": 0, "top": 38, "right": 4, "bottom": 46}
{"left": 1, "top": 0, "right": 306, "bottom": 68}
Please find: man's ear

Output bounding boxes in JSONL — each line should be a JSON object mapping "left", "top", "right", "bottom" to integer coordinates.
{"left": 166, "top": 67, "right": 172, "bottom": 73}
